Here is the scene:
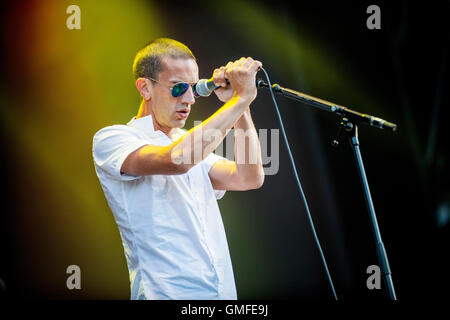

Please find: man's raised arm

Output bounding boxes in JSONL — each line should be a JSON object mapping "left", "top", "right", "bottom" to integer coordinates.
{"left": 121, "top": 57, "right": 262, "bottom": 177}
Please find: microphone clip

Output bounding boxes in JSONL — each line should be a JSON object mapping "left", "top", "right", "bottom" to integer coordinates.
{"left": 331, "top": 117, "right": 353, "bottom": 147}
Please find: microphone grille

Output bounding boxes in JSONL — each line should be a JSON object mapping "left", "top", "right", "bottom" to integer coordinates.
{"left": 195, "top": 79, "right": 213, "bottom": 97}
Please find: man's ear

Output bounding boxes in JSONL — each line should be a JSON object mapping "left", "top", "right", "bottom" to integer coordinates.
{"left": 136, "top": 78, "right": 152, "bottom": 100}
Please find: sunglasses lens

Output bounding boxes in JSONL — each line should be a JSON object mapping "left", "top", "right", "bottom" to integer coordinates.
{"left": 172, "top": 83, "right": 189, "bottom": 97}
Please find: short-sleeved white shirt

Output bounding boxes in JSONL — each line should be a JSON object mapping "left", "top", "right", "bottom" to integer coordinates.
{"left": 92, "top": 115, "right": 237, "bottom": 300}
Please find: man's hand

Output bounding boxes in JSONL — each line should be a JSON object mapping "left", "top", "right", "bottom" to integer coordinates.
{"left": 213, "top": 57, "right": 262, "bottom": 103}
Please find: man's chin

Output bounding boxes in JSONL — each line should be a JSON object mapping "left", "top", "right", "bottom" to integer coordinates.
{"left": 174, "top": 113, "right": 189, "bottom": 124}
{"left": 172, "top": 118, "right": 187, "bottom": 128}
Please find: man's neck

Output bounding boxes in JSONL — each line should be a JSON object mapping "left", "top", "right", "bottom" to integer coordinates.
{"left": 136, "top": 99, "right": 149, "bottom": 120}
{"left": 136, "top": 100, "right": 176, "bottom": 139}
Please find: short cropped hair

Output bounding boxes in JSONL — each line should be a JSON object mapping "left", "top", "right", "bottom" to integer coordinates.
{"left": 132, "top": 38, "right": 196, "bottom": 82}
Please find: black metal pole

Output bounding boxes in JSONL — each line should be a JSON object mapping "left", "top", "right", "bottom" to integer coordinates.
{"left": 344, "top": 121, "right": 397, "bottom": 300}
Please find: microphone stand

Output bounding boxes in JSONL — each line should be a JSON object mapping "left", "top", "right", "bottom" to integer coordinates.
{"left": 257, "top": 79, "right": 397, "bottom": 300}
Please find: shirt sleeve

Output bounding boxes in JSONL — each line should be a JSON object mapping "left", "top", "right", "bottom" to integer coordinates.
{"left": 203, "top": 152, "right": 228, "bottom": 200}
{"left": 92, "top": 125, "right": 149, "bottom": 181}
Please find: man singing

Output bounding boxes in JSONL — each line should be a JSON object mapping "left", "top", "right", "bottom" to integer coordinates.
{"left": 92, "top": 38, "right": 264, "bottom": 299}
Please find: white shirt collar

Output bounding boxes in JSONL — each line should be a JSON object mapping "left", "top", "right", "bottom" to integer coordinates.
{"left": 127, "top": 114, "right": 155, "bottom": 135}
{"left": 127, "top": 114, "right": 186, "bottom": 141}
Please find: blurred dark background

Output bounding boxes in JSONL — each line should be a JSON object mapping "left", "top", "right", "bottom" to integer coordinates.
{"left": 0, "top": 0, "right": 448, "bottom": 301}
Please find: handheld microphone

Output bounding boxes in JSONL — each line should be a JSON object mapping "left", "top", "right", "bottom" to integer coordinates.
{"left": 194, "top": 78, "right": 266, "bottom": 97}
{"left": 193, "top": 78, "right": 230, "bottom": 97}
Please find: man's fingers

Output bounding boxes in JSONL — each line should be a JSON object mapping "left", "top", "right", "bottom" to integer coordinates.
{"left": 215, "top": 57, "right": 261, "bottom": 101}
{"left": 236, "top": 57, "right": 247, "bottom": 67}
{"left": 223, "top": 61, "right": 234, "bottom": 80}
{"left": 213, "top": 65, "right": 228, "bottom": 87}
{"left": 240, "top": 57, "right": 254, "bottom": 70}
{"left": 221, "top": 57, "right": 262, "bottom": 86}
{"left": 221, "top": 62, "right": 233, "bottom": 86}
{"left": 228, "top": 57, "right": 246, "bottom": 73}
{"left": 236, "top": 57, "right": 261, "bottom": 76}
{"left": 224, "top": 57, "right": 249, "bottom": 79}
{"left": 248, "top": 60, "right": 262, "bottom": 73}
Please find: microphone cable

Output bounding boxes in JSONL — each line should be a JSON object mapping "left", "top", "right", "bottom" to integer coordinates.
{"left": 259, "top": 67, "right": 338, "bottom": 300}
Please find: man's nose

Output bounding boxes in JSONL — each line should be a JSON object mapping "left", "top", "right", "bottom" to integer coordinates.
{"left": 181, "top": 85, "right": 196, "bottom": 105}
